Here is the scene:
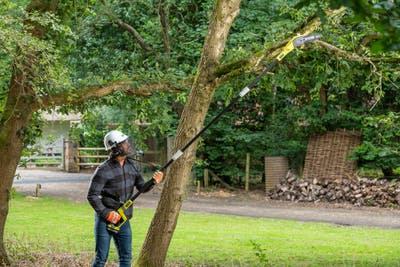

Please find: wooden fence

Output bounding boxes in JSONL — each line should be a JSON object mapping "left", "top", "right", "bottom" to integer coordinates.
{"left": 19, "top": 145, "right": 63, "bottom": 168}
{"left": 18, "top": 143, "right": 108, "bottom": 170}
{"left": 64, "top": 140, "right": 160, "bottom": 172}
{"left": 303, "top": 129, "right": 362, "bottom": 180}
{"left": 77, "top": 147, "right": 108, "bottom": 168}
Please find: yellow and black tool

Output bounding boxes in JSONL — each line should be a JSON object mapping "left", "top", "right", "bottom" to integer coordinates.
{"left": 107, "top": 33, "right": 322, "bottom": 233}
{"left": 107, "top": 199, "right": 134, "bottom": 233}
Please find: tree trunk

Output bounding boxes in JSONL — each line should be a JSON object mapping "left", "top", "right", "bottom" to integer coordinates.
{"left": 135, "top": 1, "right": 241, "bottom": 266}
{"left": 0, "top": 71, "right": 37, "bottom": 265}
{"left": 0, "top": 1, "right": 58, "bottom": 264}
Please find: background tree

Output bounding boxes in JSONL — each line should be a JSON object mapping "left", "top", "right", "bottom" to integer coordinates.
{"left": 135, "top": 1, "right": 242, "bottom": 265}
{"left": 322, "top": 0, "right": 400, "bottom": 52}
{"left": 61, "top": 0, "right": 400, "bottom": 185}
{"left": 196, "top": 1, "right": 400, "bottom": 182}
{"left": 1, "top": 0, "right": 399, "bottom": 265}
{"left": 0, "top": 1, "right": 140, "bottom": 263}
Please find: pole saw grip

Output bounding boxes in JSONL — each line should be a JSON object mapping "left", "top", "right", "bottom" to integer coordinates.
{"left": 106, "top": 199, "right": 134, "bottom": 233}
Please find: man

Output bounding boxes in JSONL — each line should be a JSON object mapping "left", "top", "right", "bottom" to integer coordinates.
{"left": 87, "top": 130, "right": 163, "bottom": 267}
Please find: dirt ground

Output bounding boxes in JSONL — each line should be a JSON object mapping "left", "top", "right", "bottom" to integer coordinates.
{"left": 13, "top": 168, "right": 400, "bottom": 229}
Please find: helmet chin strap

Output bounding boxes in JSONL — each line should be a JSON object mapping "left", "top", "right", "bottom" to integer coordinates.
{"left": 111, "top": 141, "right": 132, "bottom": 158}
{"left": 110, "top": 147, "right": 123, "bottom": 158}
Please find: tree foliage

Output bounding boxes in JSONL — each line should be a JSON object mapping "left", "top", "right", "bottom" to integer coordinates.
{"left": 0, "top": 0, "right": 399, "bottom": 265}
{"left": 197, "top": 1, "right": 400, "bottom": 181}
{"left": 1, "top": 0, "right": 397, "bottom": 182}
{"left": 299, "top": 0, "right": 400, "bottom": 52}
{"left": 46, "top": 0, "right": 400, "bottom": 180}
{"left": 351, "top": 112, "right": 400, "bottom": 177}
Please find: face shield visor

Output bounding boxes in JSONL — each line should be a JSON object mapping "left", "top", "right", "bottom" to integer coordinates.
{"left": 115, "top": 137, "right": 135, "bottom": 157}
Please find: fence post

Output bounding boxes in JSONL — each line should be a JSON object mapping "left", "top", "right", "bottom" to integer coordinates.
{"left": 245, "top": 153, "right": 250, "bottom": 192}
{"left": 61, "top": 138, "right": 65, "bottom": 170}
{"left": 35, "top": 184, "right": 41, "bottom": 197}
{"left": 204, "top": 168, "right": 209, "bottom": 188}
{"left": 64, "top": 139, "right": 79, "bottom": 173}
{"left": 196, "top": 180, "right": 201, "bottom": 195}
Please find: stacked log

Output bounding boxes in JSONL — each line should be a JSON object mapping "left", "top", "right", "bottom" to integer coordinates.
{"left": 268, "top": 173, "right": 400, "bottom": 208}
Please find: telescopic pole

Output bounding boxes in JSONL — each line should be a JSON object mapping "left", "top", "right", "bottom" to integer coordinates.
{"left": 107, "top": 33, "right": 322, "bottom": 232}
{"left": 158, "top": 33, "right": 321, "bottom": 177}
{"left": 143, "top": 33, "right": 321, "bottom": 196}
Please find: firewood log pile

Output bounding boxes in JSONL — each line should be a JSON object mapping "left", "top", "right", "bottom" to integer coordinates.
{"left": 268, "top": 172, "right": 400, "bottom": 208}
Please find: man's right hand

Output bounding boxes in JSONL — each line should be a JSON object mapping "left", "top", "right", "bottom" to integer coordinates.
{"left": 152, "top": 170, "right": 164, "bottom": 183}
{"left": 106, "top": 211, "right": 121, "bottom": 224}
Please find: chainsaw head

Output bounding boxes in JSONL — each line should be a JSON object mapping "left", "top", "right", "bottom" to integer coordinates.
{"left": 293, "top": 33, "right": 322, "bottom": 47}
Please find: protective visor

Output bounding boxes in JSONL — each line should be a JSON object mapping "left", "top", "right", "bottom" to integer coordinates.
{"left": 116, "top": 137, "right": 135, "bottom": 156}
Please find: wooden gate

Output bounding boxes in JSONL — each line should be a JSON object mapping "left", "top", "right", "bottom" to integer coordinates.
{"left": 19, "top": 145, "right": 63, "bottom": 168}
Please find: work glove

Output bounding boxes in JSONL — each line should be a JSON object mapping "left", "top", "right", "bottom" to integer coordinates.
{"left": 152, "top": 170, "right": 164, "bottom": 183}
{"left": 106, "top": 211, "right": 121, "bottom": 224}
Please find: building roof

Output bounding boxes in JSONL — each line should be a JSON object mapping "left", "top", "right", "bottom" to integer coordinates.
{"left": 41, "top": 110, "right": 81, "bottom": 121}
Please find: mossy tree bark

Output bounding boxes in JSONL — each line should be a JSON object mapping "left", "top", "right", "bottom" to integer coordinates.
{"left": 135, "top": 0, "right": 241, "bottom": 266}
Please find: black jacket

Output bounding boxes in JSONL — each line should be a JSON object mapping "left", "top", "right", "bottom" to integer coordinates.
{"left": 87, "top": 157, "right": 152, "bottom": 220}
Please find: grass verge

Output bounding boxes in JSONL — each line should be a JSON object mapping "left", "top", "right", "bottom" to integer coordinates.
{"left": 5, "top": 193, "right": 400, "bottom": 266}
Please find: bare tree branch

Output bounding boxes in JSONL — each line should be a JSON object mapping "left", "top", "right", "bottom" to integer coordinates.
{"left": 317, "top": 40, "right": 368, "bottom": 62}
{"left": 356, "top": 32, "right": 382, "bottom": 53}
{"left": 115, "top": 19, "right": 154, "bottom": 53}
{"left": 100, "top": 0, "right": 155, "bottom": 54}
{"left": 158, "top": 0, "right": 171, "bottom": 54}
{"left": 317, "top": 40, "right": 400, "bottom": 63}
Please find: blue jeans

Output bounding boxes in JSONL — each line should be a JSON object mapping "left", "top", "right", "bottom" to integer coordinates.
{"left": 92, "top": 214, "right": 132, "bottom": 267}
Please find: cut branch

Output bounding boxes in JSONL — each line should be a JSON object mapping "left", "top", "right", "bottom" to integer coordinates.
{"left": 213, "top": 6, "right": 399, "bottom": 87}
{"left": 317, "top": 40, "right": 400, "bottom": 63}
{"left": 317, "top": 40, "right": 367, "bottom": 62}
{"left": 213, "top": 8, "right": 346, "bottom": 86}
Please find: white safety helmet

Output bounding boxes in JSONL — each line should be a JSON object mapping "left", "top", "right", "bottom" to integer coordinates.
{"left": 104, "top": 130, "right": 129, "bottom": 151}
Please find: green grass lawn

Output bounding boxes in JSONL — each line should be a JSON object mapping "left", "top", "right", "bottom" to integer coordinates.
{"left": 5, "top": 193, "right": 400, "bottom": 266}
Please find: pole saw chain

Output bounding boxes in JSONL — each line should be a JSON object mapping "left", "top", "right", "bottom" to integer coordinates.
{"left": 106, "top": 32, "right": 322, "bottom": 233}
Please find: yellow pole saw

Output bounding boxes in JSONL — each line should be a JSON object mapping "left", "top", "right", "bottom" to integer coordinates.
{"left": 107, "top": 33, "right": 322, "bottom": 233}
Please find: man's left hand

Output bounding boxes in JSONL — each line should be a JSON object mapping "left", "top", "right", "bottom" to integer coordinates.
{"left": 152, "top": 171, "right": 164, "bottom": 183}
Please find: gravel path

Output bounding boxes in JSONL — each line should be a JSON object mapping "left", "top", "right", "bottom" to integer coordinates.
{"left": 13, "top": 168, "right": 400, "bottom": 229}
